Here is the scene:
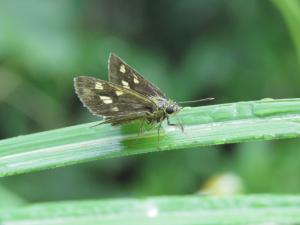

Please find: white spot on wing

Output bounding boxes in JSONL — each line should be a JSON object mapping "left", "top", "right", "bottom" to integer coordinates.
{"left": 120, "top": 64, "right": 126, "bottom": 73}
{"left": 95, "top": 82, "right": 103, "bottom": 90}
{"left": 121, "top": 80, "right": 130, "bottom": 89}
{"left": 112, "top": 107, "right": 119, "bottom": 111}
{"left": 83, "top": 89, "right": 92, "bottom": 95}
{"left": 99, "top": 96, "right": 110, "bottom": 100}
{"left": 116, "top": 90, "right": 123, "bottom": 96}
{"left": 133, "top": 74, "right": 139, "bottom": 84}
{"left": 99, "top": 96, "right": 113, "bottom": 104}
{"left": 103, "top": 99, "right": 113, "bottom": 104}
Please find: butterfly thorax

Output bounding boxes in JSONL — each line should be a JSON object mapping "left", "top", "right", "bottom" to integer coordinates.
{"left": 149, "top": 97, "right": 181, "bottom": 123}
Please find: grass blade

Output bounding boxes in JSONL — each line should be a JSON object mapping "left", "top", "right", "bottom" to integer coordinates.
{"left": 273, "top": 0, "right": 300, "bottom": 61}
{"left": 1, "top": 98, "right": 300, "bottom": 177}
{"left": 0, "top": 195, "right": 300, "bottom": 225}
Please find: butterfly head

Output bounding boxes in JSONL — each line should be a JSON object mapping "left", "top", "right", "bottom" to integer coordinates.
{"left": 165, "top": 101, "right": 181, "bottom": 115}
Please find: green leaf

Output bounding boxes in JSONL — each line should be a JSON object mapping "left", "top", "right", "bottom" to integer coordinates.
{"left": 0, "top": 195, "right": 300, "bottom": 224}
{"left": 1, "top": 98, "right": 300, "bottom": 177}
{"left": 273, "top": 0, "right": 300, "bottom": 61}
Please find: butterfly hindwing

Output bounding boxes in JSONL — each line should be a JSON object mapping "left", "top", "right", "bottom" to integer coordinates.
{"left": 74, "top": 76, "right": 156, "bottom": 121}
{"left": 108, "top": 53, "right": 166, "bottom": 98}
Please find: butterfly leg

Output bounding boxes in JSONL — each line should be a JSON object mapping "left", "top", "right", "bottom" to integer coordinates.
{"left": 167, "top": 116, "right": 184, "bottom": 132}
{"left": 143, "top": 112, "right": 157, "bottom": 132}
{"left": 138, "top": 119, "right": 146, "bottom": 136}
{"left": 90, "top": 121, "right": 106, "bottom": 128}
{"left": 157, "top": 120, "right": 163, "bottom": 147}
{"left": 175, "top": 116, "right": 184, "bottom": 132}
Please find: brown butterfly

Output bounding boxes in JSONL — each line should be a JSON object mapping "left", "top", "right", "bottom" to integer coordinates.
{"left": 74, "top": 53, "right": 213, "bottom": 140}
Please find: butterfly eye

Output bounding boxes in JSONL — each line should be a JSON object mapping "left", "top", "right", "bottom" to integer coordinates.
{"left": 166, "top": 106, "right": 174, "bottom": 114}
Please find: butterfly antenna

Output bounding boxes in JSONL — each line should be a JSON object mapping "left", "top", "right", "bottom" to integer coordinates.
{"left": 179, "top": 97, "right": 215, "bottom": 104}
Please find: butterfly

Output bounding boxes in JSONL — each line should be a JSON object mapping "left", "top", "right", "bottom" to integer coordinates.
{"left": 74, "top": 53, "right": 212, "bottom": 141}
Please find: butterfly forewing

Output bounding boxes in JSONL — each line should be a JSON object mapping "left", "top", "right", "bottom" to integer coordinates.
{"left": 74, "top": 76, "right": 156, "bottom": 123}
{"left": 108, "top": 53, "right": 166, "bottom": 98}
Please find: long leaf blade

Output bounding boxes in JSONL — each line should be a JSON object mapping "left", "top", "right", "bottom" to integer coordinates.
{"left": 1, "top": 195, "right": 300, "bottom": 225}
{"left": 1, "top": 98, "right": 300, "bottom": 177}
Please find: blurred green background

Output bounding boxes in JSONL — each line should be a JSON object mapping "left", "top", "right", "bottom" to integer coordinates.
{"left": 0, "top": 0, "right": 300, "bottom": 205}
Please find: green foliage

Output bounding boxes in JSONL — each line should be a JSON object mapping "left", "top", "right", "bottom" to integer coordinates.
{"left": 0, "top": 0, "right": 300, "bottom": 223}
{"left": 273, "top": 0, "right": 300, "bottom": 61}
{"left": 1, "top": 195, "right": 300, "bottom": 225}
